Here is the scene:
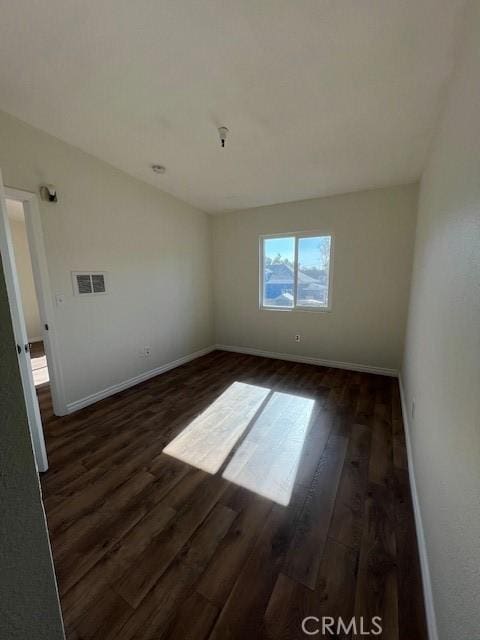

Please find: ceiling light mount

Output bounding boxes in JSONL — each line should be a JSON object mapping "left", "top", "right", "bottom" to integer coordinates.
{"left": 151, "top": 164, "right": 166, "bottom": 174}
{"left": 218, "top": 126, "right": 229, "bottom": 148}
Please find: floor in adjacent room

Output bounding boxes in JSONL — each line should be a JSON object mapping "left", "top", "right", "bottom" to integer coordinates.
{"left": 39, "top": 350, "right": 427, "bottom": 639}
{"left": 30, "top": 340, "right": 50, "bottom": 386}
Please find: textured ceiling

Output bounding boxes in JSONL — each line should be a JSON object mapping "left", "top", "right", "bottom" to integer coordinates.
{"left": 0, "top": 1, "right": 466, "bottom": 213}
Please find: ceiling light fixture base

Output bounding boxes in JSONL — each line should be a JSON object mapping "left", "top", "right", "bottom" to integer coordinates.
{"left": 218, "top": 127, "right": 229, "bottom": 148}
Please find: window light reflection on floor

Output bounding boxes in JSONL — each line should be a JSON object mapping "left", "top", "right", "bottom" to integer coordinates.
{"left": 222, "top": 391, "right": 314, "bottom": 505}
{"left": 31, "top": 354, "right": 49, "bottom": 386}
{"left": 163, "top": 381, "right": 270, "bottom": 474}
{"left": 163, "top": 380, "right": 315, "bottom": 506}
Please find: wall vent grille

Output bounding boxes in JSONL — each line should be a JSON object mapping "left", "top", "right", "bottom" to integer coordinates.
{"left": 72, "top": 272, "right": 107, "bottom": 296}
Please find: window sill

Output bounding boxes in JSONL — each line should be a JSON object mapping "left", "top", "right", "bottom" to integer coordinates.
{"left": 260, "top": 306, "right": 331, "bottom": 314}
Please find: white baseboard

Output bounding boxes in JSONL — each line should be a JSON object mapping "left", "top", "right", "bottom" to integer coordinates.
{"left": 398, "top": 375, "right": 438, "bottom": 640}
{"left": 65, "top": 343, "right": 396, "bottom": 413}
{"left": 63, "top": 344, "right": 396, "bottom": 415}
{"left": 65, "top": 345, "right": 216, "bottom": 413}
{"left": 215, "top": 344, "right": 398, "bottom": 377}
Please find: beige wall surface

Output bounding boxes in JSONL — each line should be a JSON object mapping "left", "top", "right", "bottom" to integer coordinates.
{"left": 213, "top": 184, "right": 418, "bottom": 371}
{"left": 0, "top": 110, "right": 213, "bottom": 408}
{"left": 401, "top": 1, "right": 480, "bottom": 638}
{"left": 0, "top": 260, "right": 64, "bottom": 639}
{"left": 7, "top": 211, "right": 42, "bottom": 341}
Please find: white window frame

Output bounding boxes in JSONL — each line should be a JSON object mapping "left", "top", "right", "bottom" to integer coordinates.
{"left": 259, "top": 231, "right": 334, "bottom": 312}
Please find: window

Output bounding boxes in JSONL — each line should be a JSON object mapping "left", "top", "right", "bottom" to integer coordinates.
{"left": 260, "top": 234, "right": 332, "bottom": 310}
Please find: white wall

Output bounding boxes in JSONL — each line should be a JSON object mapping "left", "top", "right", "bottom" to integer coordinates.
{"left": 401, "top": 2, "right": 480, "bottom": 638}
{"left": 213, "top": 184, "right": 418, "bottom": 372}
{"left": 0, "top": 110, "right": 213, "bottom": 409}
{"left": 7, "top": 206, "right": 42, "bottom": 341}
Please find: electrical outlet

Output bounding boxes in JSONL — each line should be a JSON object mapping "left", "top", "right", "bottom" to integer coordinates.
{"left": 295, "top": 334, "right": 301, "bottom": 342}
{"left": 144, "top": 346, "right": 151, "bottom": 357}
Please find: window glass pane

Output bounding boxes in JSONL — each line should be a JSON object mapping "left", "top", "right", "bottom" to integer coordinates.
{"left": 296, "top": 236, "right": 331, "bottom": 308}
{"left": 263, "top": 236, "right": 295, "bottom": 307}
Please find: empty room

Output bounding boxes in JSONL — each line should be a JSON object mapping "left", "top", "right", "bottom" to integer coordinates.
{"left": 0, "top": 2, "right": 479, "bottom": 639}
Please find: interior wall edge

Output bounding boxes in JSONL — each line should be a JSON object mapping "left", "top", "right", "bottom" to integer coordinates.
{"left": 0, "top": 109, "right": 214, "bottom": 408}
{"left": 65, "top": 345, "right": 216, "bottom": 414}
{"left": 398, "top": 374, "right": 439, "bottom": 640}
{"left": 215, "top": 344, "right": 399, "bottom": 377}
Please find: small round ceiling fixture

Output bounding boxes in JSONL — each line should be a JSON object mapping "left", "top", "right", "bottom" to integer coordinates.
{"left": 218, "top": 126, "right": 229, "bottom": 148}
{"left": 151, "top": 164, "right": 166, "bottom": 174}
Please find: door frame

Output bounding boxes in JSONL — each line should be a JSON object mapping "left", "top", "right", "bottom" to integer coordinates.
{"left": 4, "top": 186, "right": 67, "bottom": 418}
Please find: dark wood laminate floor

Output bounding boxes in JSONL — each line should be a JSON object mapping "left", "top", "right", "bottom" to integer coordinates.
{"left": 39, "top": 350, "right": 427, "bottom": 640}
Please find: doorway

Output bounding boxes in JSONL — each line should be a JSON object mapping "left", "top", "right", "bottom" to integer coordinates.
{"left": 0, "top": 177, "right": 66, "bottom": 472}
{"left": 6, "top": 198, "right": 50, "bottom": 387}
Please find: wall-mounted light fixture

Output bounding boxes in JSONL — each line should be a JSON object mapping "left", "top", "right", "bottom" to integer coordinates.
{"left": 39, "top": 184, "right": 58, "bottom": 202}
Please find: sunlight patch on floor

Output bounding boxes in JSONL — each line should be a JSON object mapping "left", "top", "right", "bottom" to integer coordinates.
{"left": 163, "top": 380, "right": 315, "bottom": 505}
{"left": 163, "top": 381, "right": 270, "bottom": 473}
{"left": 31, "top": 354, "right": 49, "bottom": 386}
{"left": 222, "top": 391, "right": 314, "bottom": 506}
